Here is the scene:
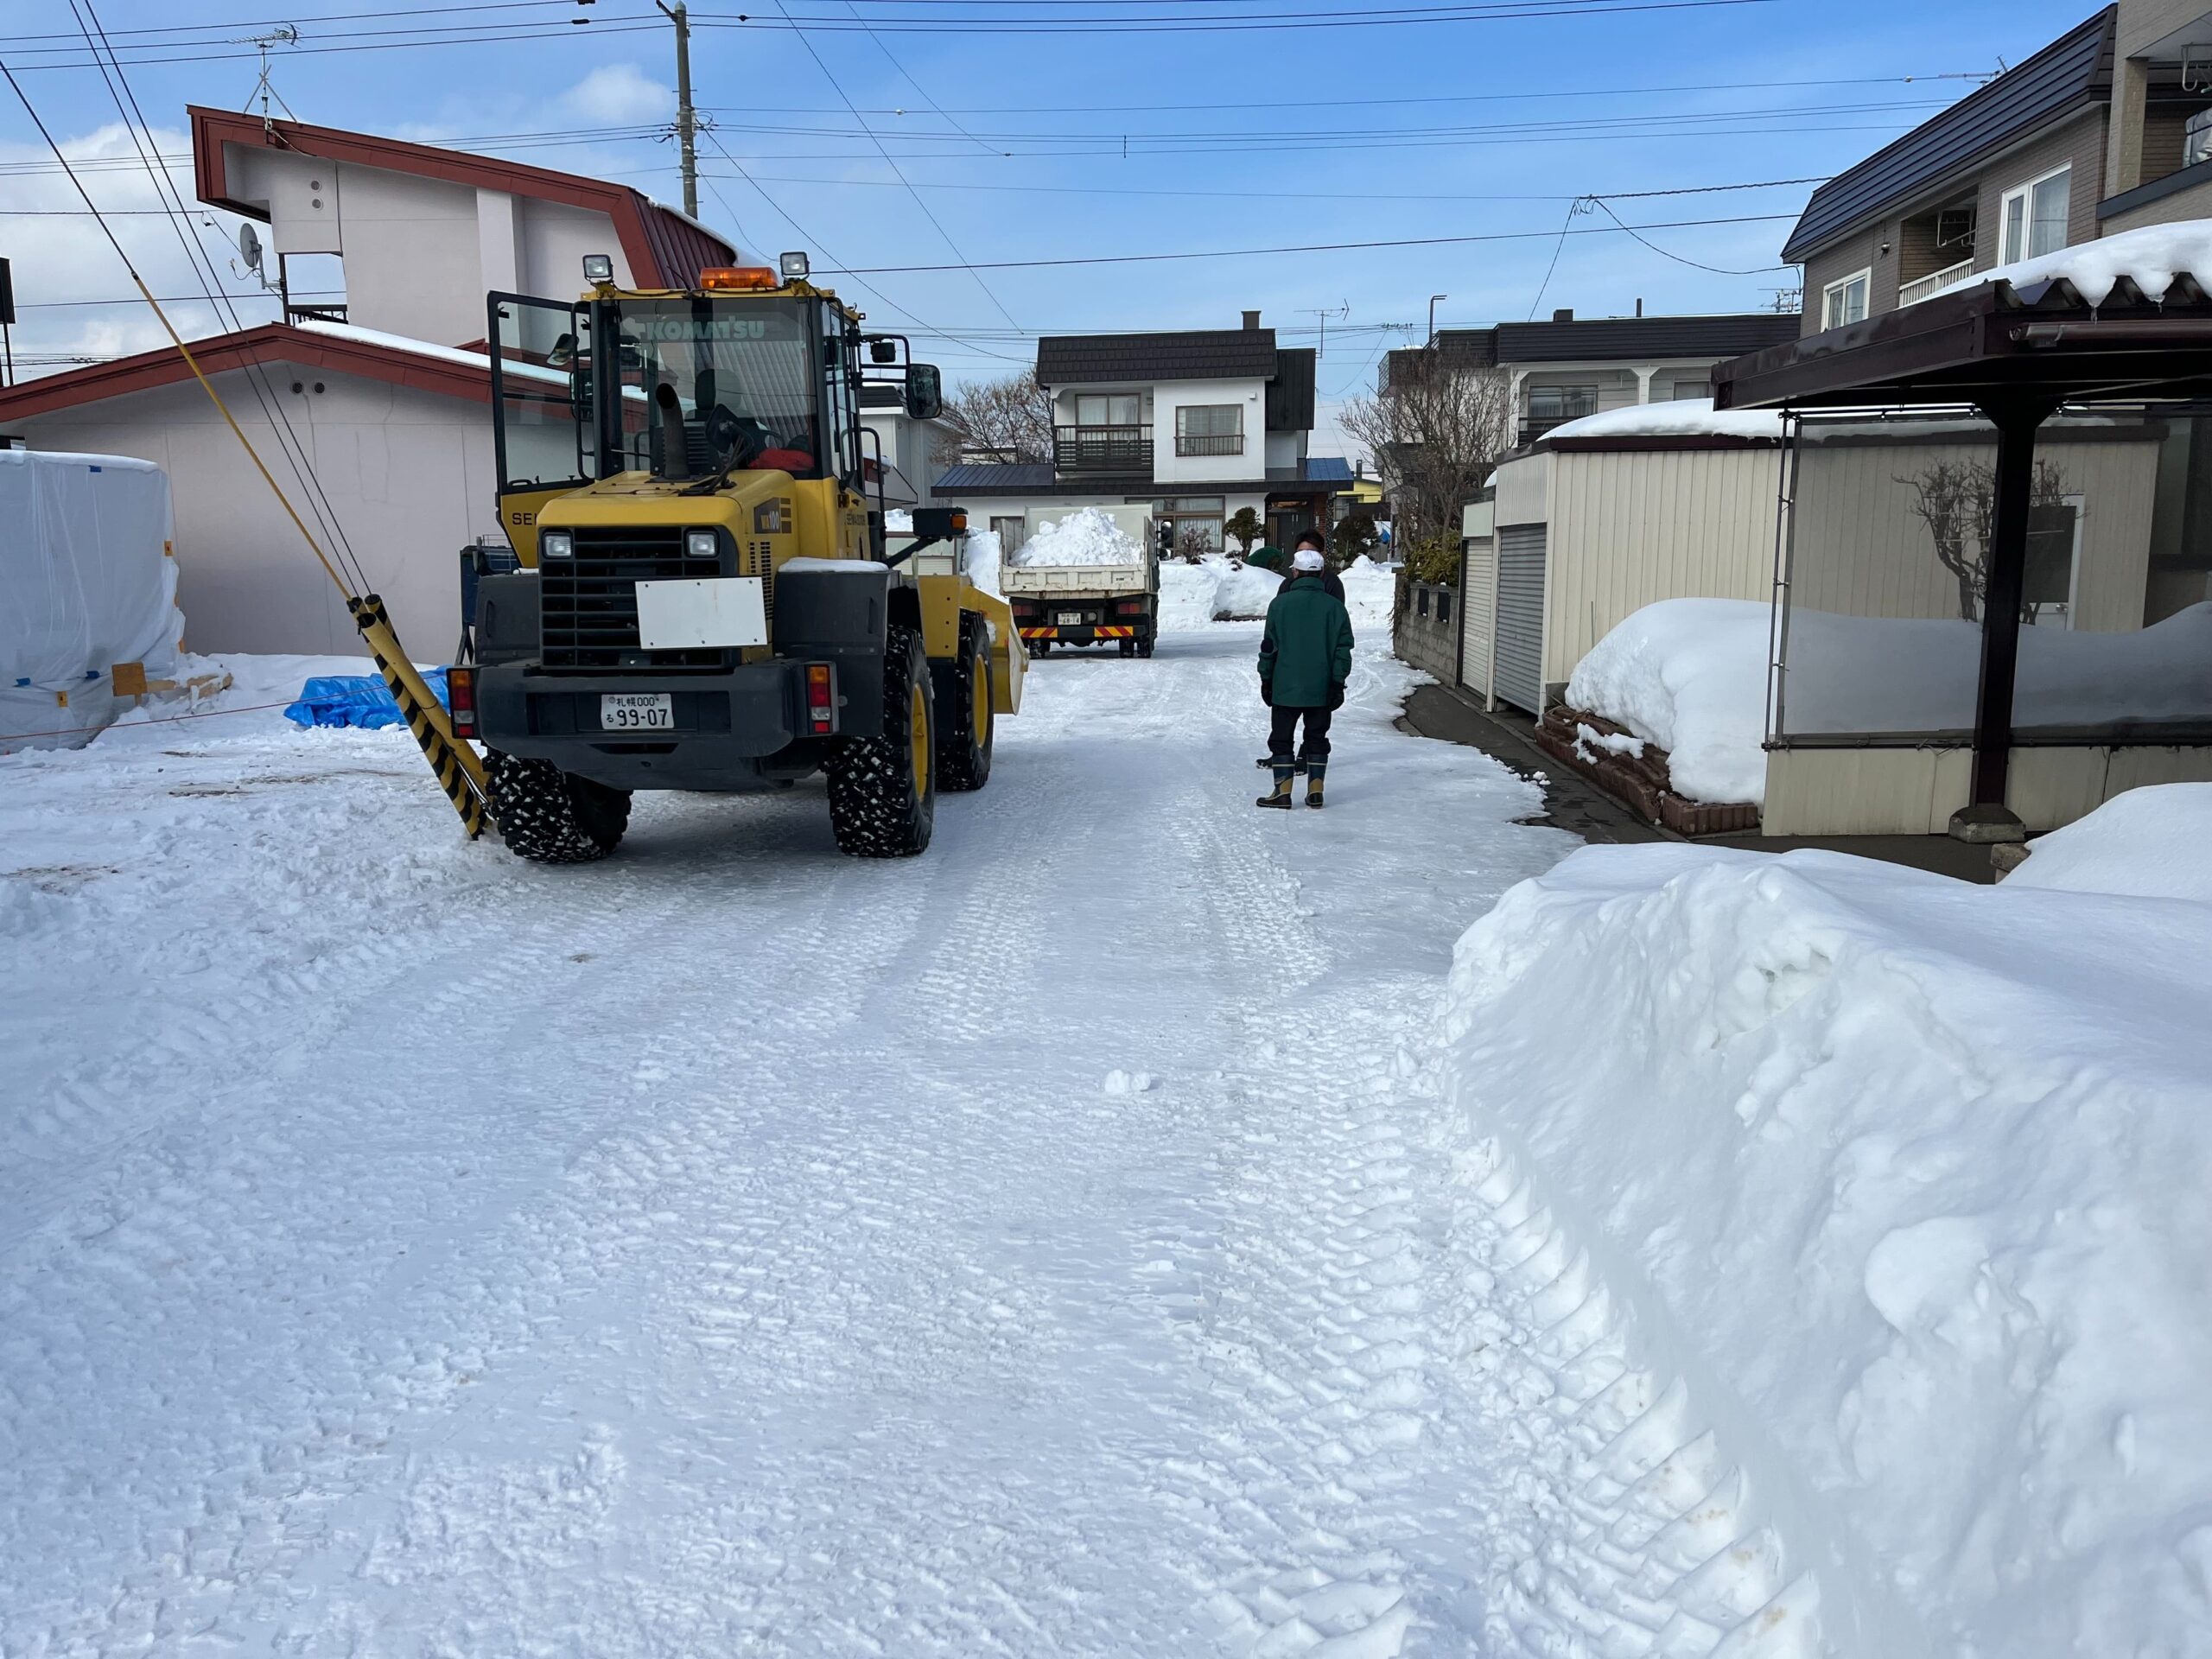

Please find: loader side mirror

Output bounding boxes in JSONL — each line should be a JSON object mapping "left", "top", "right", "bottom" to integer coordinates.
{"left": 905, "top": 363, "right": 943, "bottom": 423}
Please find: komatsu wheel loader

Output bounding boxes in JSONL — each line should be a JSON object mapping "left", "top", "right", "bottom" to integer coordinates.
{"left": 453, "top": 251, "right": 1024, "bottom": 862}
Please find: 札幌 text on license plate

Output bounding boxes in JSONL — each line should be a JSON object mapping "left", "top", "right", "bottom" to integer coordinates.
{"left": 601, "top": 693, "right": 673, "bottom": 731}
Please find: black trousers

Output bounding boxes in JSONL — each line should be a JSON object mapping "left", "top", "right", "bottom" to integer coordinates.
{"left": 1268, "top": 704, "right": 1333, "bottom": 762}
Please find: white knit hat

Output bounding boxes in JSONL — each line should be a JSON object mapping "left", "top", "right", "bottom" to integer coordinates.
{"left": 1293, "top": 547, "right": 1325, "bottom": 572}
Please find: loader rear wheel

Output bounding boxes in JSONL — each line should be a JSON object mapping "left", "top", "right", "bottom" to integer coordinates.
{"left": 827, "top": 624, "right": 936, "bottom": 857}
{"left": 935, "top": 613, "right": 994, "bottom": 793}
{"left": 487, "top": 752, "right": 631, "bottom": 863}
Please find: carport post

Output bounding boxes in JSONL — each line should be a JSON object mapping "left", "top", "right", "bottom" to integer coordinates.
{"left": 1955, "top": 397, "right": 2057, "bottom": 842}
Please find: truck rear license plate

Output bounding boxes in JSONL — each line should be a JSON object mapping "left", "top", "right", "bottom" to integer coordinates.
{"left": 1058, "top": 611, "right": 1087, "bottom": 626}
{"left": 601, "top": 693, "right": 673, "bottom": 731}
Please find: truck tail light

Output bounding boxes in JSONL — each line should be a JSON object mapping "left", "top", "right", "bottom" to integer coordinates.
{"left": 1115, "top": 597, "right": 1148, "bottom": 614}
{"left": 448, "top": 665, "right": 477, "bottom": 738}
{"left": 806, "top": 662, "right": 836, "bottom": 734}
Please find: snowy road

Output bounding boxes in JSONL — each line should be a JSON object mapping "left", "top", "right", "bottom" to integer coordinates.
{"left": 0, "top": 606, "right": 1680, "bottom": 1656}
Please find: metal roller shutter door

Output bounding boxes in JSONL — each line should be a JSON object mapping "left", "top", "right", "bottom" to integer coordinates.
{"left": 1494, "top": 524, "right": 1547, "bottom": 715}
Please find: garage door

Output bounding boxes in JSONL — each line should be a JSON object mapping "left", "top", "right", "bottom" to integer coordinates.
{"left": 1494, "top": 524, "right": 1547, "bottom": 715}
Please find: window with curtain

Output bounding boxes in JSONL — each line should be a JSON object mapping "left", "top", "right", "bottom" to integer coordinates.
{"left": 1175, "top": 404, "right": 1244, "bottom": 455}
{"left": 1822, "top": 271, "right": 1870, "bottom": 330}
{"left": 2001, "top": 166, "right": 2070, "bottom": 264}
{"left": 1073, "top": 393, "right": 1141, "bottom": 428}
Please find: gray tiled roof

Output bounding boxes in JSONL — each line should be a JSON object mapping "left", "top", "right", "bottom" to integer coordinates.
{"left": 1266, "top": 347, "right": 1316, "bottom": 431}
{"left": 931, "top": 457, "right": 1354, "bottom": 499}
{"left": 1782, "top": 7, "right": 2116, "bottom": 263}
{"left": 1383, "top": 315, "right": 1796, "bottom": 390}
{"left": 1038, "top": 328, "right": 1280, "bottom": 385}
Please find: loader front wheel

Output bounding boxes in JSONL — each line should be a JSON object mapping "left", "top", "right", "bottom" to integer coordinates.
{"left": 935, "top": 613, "right": 994, "bottom": 793}
{"left": 827, "top": 624, "right": 936, "bottom": 857}
{"left": 487, "top": 752, "right": 631, "bottom": 863}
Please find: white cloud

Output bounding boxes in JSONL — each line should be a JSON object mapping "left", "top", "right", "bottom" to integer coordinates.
{"left": 562, "top": 63, "right": 673, "bottom": 126}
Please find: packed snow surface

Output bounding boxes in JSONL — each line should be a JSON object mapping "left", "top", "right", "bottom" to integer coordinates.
{"left": 1569, "top": 598, "right": 2212, "bottom": 804}
{"left": 21, "top": 603, "right": 1778, "bottom": 1656}
{"left": 1541, "top": 397, "right": 1786, "bottom": 444}
{"left": 1438, "top": 840, "right": 2212, "bottom": 1655}
{"left": 2007, "top": 781, "right": 2212, "bottom": 901}
{"left": 1008, "top": 505, "right": 1144, "bottom": 567}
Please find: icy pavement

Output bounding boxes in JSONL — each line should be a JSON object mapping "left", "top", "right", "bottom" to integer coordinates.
{"left": 0, "top": 608, "right": 1721, "bottom": 1656}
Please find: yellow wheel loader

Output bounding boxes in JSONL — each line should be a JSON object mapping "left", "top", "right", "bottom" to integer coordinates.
{"left": 453, "top": 253, "right": 1025, "bottom": 861}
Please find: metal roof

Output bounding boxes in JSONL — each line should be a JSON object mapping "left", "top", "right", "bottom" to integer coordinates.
{"left": 1493, "top": 314, "right": 1801, "bottom": 362}
{"left": 1037, "top": 328, "right": 1280, "bottom": 385}
{"left": 1714, "top": 266, "right": 2212, "bottom": 411}
{"left": 1267, "top": 347, "right": 1316, "bottom": 431}
{"left": 1780, "top": 8, "right": 2116, "bottom": 264}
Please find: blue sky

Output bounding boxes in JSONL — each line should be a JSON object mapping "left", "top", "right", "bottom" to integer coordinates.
{"left": 0, "top": 0, "right": 2108, "bottom": 451}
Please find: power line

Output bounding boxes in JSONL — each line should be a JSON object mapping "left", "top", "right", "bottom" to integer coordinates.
{"left": 825, "top": 212, "right": 1802, "bottom": 274}
{"left": 1580, "top": 194, "right": 1789, "bottom": 274}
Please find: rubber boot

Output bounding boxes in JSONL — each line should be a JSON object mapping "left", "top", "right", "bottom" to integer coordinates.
{"left": 1306, "top": 761, "right": 1327, "bottom": 809}
{"left": 1255, "top": 761, "right": 1296, "bottom": 809}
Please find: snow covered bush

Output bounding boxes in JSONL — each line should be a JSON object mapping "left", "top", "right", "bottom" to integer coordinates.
{"left": 1437, "top": 817, "right": 2212, "bottom": 1655}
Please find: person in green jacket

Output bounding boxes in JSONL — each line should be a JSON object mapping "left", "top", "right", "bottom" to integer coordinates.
{"left": 1255, "top": 546, "right": 1354, "bottom": 810}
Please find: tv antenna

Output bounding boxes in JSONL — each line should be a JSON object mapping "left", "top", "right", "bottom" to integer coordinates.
{"left": 238, "top": 26, "right": 302, "bottom": 129}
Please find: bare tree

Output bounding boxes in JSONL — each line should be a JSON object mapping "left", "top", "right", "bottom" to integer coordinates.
{"left": 1899, "top": 459, "right": 2071, "bottom": 622}
{"left": 1339, "top": 362, "right": 1513, "bottom": 556}
{"left": 942, "top": 368, "right": 1056, "bottom": 464}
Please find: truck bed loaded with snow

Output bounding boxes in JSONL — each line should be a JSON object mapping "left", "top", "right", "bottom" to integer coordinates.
{"left": 1001, "top": 505, "right": 1160, "bottom": 658}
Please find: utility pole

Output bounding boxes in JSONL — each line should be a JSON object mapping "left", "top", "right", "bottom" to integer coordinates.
{"left": 658, "top": 0, "right": 698, "bottom": 218}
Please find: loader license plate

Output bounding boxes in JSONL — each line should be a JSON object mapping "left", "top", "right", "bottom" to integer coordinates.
{"left": 601, "top": 693, "right": 673, "bottom": 731}
{"left": 1058, "top": 611, "right": 1088, "bottom": 626}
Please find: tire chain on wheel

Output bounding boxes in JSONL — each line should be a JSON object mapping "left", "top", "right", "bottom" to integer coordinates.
{"left": 936, "top": 613, "right": 993, "bottom": 794}
{"left": 826, "top": 623, "right": 934, "bottom": 858}
{"left": 486, "top": 752, "right": 630, "bottom": 864}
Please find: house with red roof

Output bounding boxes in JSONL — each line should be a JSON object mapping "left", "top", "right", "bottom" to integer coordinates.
{"left": 0, "top": 108, "right": 736, "bottom": 658}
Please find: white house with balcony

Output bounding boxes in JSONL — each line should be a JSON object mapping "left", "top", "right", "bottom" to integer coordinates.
{"left": 929, "top": 312, "right": 1352, "bottom": 555}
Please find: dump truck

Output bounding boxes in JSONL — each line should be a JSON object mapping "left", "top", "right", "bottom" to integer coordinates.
{"left": 453, "top": 251, "right": 1025, "bottom": 862}
{"left": 1001, "top": 505, "right": 1160, "bottom": 658}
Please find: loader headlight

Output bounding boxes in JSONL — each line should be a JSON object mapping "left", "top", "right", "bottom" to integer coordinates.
{"left": 541, "top": 531, "right": 574, "bottom": 559}
{"left": 685, "top": 528, "right": 719, "bottom": 561}
{"left": 779, "top": 251, "right": 810, "bottom": 280}
{"left": 582, "top": 253, "right": 614, "bottom": 284}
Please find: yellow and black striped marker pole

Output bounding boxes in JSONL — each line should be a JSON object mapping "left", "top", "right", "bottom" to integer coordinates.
{"left": 349, "top": 594, "right": 491, "bottom": 839}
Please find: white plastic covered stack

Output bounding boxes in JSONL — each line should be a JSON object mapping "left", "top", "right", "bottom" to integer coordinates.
{"left": 1, "top": 449, "right": 182, "bottom": 753}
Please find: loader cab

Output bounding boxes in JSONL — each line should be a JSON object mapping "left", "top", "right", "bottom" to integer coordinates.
{"left": 487, "top": 260, "right": 943, "bottom": 565}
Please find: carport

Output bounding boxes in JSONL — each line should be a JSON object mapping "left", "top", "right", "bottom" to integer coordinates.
{"left": 1717, "top": 246, "right": 2212, "bottom": 840}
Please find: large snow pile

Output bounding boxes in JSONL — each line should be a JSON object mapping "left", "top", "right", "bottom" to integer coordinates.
{"left": 963, "top": 527, "right": 1004, "bottom": 599}
{"left": 1568, "top": 599, "right": 2212, "bottom": 804}
{"left": 1543, "top": 397, "right": 1786, "bottom": 445}
{"left": 1, "top": 450, "right": 183, "bottom": 753}
{"left": 1439, "top": 838, "right": 2212, "bottom": 1656}
{"left": 1157, "top": 556, "right": 1283, "bottom": 628}
{"left": 1340, "top": 556, "right": 1395, "bottom": 631}
{"left": 2008, "top": 781, "right": 2212, "bottom": 902}
{"left": 1009, "top": 505, "right": 1143, "bottom": 567}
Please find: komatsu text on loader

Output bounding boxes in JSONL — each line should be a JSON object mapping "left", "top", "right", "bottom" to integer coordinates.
{"left": 453, "top": 251, "right": 1024, "bottom": 862}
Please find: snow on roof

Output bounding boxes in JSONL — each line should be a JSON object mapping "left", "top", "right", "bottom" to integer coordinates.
{"left": 1541, "top": 397, "right": 1785, "bottom": 445}
{"left": 294, "top": 318, "right": 496, "bottom": 375}
{"left": 1951, "top": 219, "right": 2212, "bottom": 309}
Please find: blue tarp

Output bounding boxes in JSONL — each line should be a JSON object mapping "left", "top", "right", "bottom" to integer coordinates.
{"left": 284, "top": 669, "right": 450, "bottom": 729}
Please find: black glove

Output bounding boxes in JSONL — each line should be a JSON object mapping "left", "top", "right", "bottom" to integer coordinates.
{"left": 1259, "top": 675, "right": 1275, "bottom": 708}
{"left": 1327, "top": 681, "right": 1346, "bottom": 711}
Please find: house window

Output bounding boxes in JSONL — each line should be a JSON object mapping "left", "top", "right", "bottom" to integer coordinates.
{"left": 1524, "top": 385, "right": 1598, "bottom": 436}
{"left": 1175, "top": 404, "right": 1244, "bottom": 456}
{"left": 1822, "top": 269, "right": 1871, "bottom": 329}
{"left": 2000, "top": 165, "right": 2071, "bottom": 264}
{"left": 1074, "top": 393, "right": 1140, "bottom": 428}
{"left": 989, "top": 515, "right": 1027, "bottom": 556}
{"left": 1152, "top": 493, "right": 1224, "bottom": 553}
{"left": 1667, "top": 378, "right": 1714, "bottom": 403}
{"left": 2188, "top": 108, "right": 2212, "bottom": 170}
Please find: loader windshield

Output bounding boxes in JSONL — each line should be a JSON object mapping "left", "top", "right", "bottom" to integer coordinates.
{"left": 609, "top": 298, "right": 823, "bottom": 482}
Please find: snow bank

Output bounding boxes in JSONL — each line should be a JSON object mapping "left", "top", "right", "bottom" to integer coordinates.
{"left": 1569, "top": 599, "right": 2212, "bottom": 804}
{"left": 1157, "top": 556, "right": 1283, "bottom": 628}
{"left": 1438, "top": 842, "right": 2212, "bottom": 1655}
{"left": 1009, "top": 505, "right": 1142, "bottom": 567}
{"left": 1544, "top": 397, "right": 1786, "bottom": 444}
{"left": 963, "top": 527, "right": 1004, "bottom": 599}
{"left": 2008, "top": 783, "right": 2212, "bottom": 902}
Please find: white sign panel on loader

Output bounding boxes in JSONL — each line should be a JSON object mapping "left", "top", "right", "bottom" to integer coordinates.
{"left": 634, "top": 576, "right": 770, "bottom": 650}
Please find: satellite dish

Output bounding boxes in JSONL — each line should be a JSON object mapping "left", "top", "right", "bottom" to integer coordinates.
{"left": 238, "top": 223, "right": 263, "bottom": 271}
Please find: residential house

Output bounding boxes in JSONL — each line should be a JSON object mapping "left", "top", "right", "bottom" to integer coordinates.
{"left": 859, "top": 383, "right": 957, "bottom": 512}
{"left": 1378, "top": 309, "right": 1800, "bottom": 450}
{"left": 0, "top": 107, "right": 734, "bottom": 656}
{"left": 930, "top": 313, "right": 1353, "bottom": 556}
